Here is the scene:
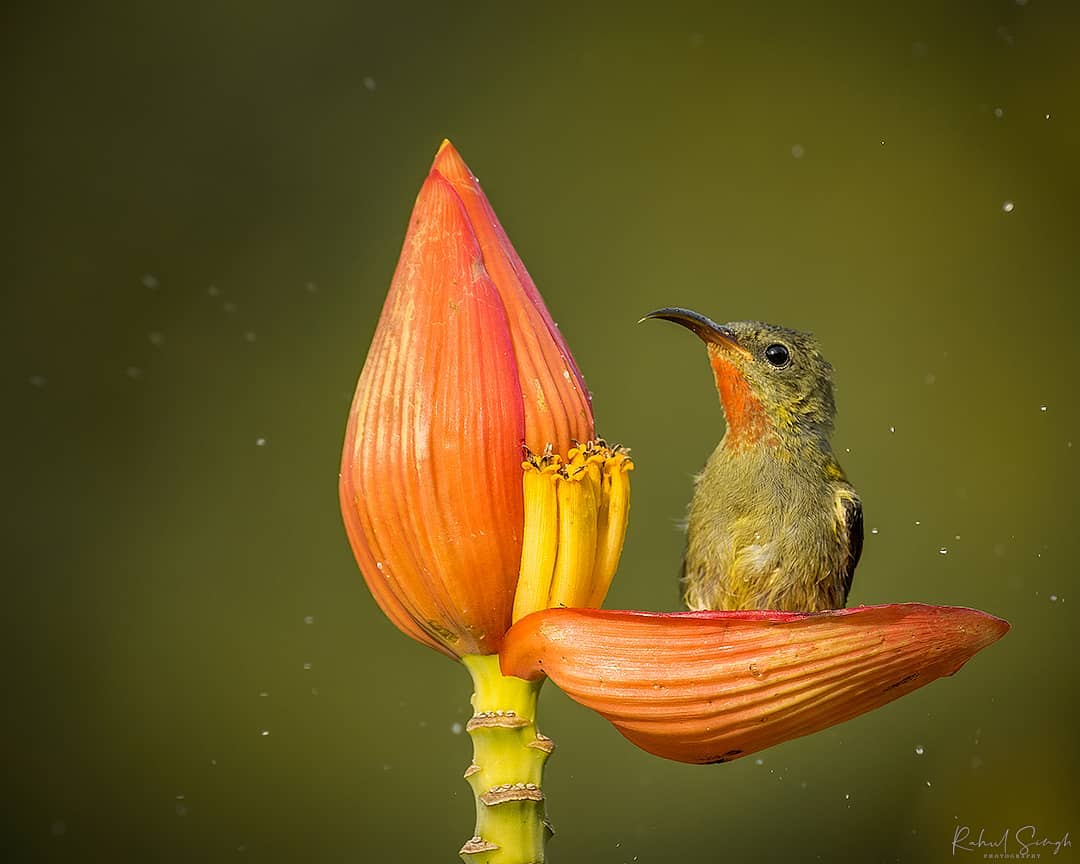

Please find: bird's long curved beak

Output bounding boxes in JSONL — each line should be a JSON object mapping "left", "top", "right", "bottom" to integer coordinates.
{"left": 639, "top": 307, "right": 748, "bottom": 356}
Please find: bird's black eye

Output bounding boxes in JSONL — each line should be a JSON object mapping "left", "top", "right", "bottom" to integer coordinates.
{"left": 764, "top": 343, "right": 790, "bottom": 367}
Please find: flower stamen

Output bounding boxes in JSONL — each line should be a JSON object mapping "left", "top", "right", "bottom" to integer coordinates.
{"left": 512, "top": 439, "right": 633, "bottom": 622}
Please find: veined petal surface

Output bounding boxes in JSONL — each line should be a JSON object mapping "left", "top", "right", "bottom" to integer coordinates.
{"left": 340, "top": 171, "right": 525, "bottom": 657}
{"left": 500, "top": 604, "right": 1009, "bottom": 763}
{"left": 432, "top": 141, "right": 594, "bottom": 454}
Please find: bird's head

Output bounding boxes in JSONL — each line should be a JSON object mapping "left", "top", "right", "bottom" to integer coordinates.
{"left": 642, "top": 307, "right": 837, "bottom": 449}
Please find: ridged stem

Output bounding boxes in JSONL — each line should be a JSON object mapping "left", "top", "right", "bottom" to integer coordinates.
{"left": 460, "top": 654, "right": 553, "bottom": 864}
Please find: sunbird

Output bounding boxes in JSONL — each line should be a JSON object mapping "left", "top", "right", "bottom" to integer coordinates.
{"left": 643, "top": 307, "right": 862, "bottom": 612}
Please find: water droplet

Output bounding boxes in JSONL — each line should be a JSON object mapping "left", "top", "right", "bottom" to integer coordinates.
{"left": 871, "top": 528, "right": 879, "bottom": 535}
{"left": 302, "top": 662, "right": 312, "bottom": 670}
{"left": 303, "top": 615, "right": 314, "bottom": 625}
{"left": 915, "top": 521, "right": 921, "bottom": 526}
{"left": 748, "top": 662, "right": 764, "bottom": 679}
{"left": 954, "top": 535, "right": 961, "bottom": 541}
{"left": 993, "top": 107, "right": 1005, "bottom": 119}
{"left": 210, "top": 759, "right": 217, "bottom": 767}
{"left": 451, "top": 722, "right": 463, "bottom": 735}
{"left": 1049, "top": 594, "right": 1059, "bottom": 602}
{"left": 243, "top": 330, "right": 257, "bottom": 343}
{"left": 755, "top": 758, "right": 764, "bottom": 766}
{"left": 1040, "top": 405, "right": 1047, "bottom": 412}
{"left": 258, "top": 691, "right": 269, "bottom": 697}
{"left": 363, "top": 76, "right": 377, "bottom": 91}
{"left": 142, "top": 273, "right": 159, "bottom": 289}
{"left": 1045, "top": 112, "right": 1051, "bottom": 120}
{"left": 1002, "top": 200, "right": 1015, "bottom": 213}
{"left": 889, "top": 426, "right": 895, "bottom": 433}
{"left": 259, "top": 729, "right": 270, "bottom": 737}
{"left": 914, "top": 745, "right": 925, "bottom": 756}
{"left": 939, "top": 547, "right": 948, "bottom": 556}
{"left": 255, "top": 437, "right": 267, "bottom": 447}
{"left": 791, "top": 144, "right": 805, "bottom": 159}
{"left": 376, "top": 561, "right": 384, "bottom": 570}
{"left": 926, "top": 780, "right": 932, "bottom": 787}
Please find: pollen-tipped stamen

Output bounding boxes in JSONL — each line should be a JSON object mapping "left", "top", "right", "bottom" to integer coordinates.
{"left": 547, "top": 463, "right": 600, "bottom": 608}
{"left": 587, "top": 451, "right": 633, "bottom": 607}
{"left": 511, "top": 457, "right": 561, "bottom": 623}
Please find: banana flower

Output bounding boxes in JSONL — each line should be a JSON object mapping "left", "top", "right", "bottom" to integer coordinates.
{"left": 339, "top": 142, "right": 1008, "bottom": 864}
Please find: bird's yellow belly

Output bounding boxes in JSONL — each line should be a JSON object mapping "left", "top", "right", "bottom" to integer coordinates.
{"left": 683, "top": 515, "right": 847, "bottom": 612}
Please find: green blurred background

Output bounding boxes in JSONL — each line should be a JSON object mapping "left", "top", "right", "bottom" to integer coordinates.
{"left": 5, "top": 1, "right": 1078, "bottom": 861}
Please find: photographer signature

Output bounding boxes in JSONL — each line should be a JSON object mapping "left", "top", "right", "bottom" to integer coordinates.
{"left": 953, "top": 825, "right": 1072, "bottom": 857}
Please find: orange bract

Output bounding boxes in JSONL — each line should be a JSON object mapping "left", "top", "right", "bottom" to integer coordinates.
{"left": 433, "top": 142, "right": 593, "bottom": 454}
{"left": 500, "top": 604, "right": 1009, "bottom": 763}
{"left": 339, "top": 143, "right": 594, "bottom": 658}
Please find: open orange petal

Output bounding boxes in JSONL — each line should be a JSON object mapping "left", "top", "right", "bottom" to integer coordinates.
{"left": 340, "top": 170, "right": 525, "bottom": 658}
{"left": 500, "top": 604, "right": 1009, "bottom": 763}
{"left": 432, "top": 141, "right": 594, "bottom": 454}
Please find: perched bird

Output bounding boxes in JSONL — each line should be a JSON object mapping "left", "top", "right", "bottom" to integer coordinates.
{"left": 642, "top": 307, "right": 862, "bottom": 612}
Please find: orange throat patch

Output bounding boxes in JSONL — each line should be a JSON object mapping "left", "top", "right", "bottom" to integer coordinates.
{"left": 709, "top": 352, "right": 771, "bottom": 447}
